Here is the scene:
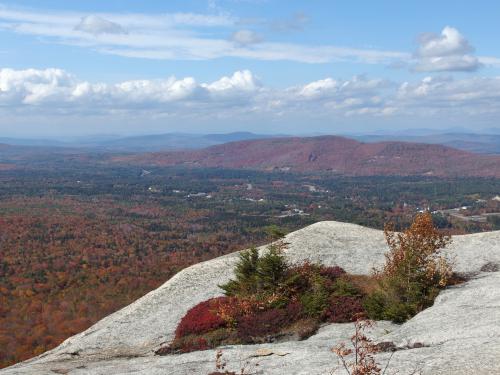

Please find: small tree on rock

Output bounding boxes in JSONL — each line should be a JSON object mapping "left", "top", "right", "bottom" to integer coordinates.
{"left": 365, "top": 212, "right": 453, "bottom": 322}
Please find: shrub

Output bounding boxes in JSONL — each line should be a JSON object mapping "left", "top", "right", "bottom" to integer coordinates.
{"left": 159, "top": 215, "right": 454, "bottom": 356}
{"left": 319, "top": 266, "right": 346, "bottom": 280}
{"left": 175, "top": 297, "right": 227, "bottom": 338}
{"left": 284, "top": 301, "right": 304, "bottom": 321}
{"left": 220, "top": 248, "right": 260, "bottom": 297}
{"left": 220, "top": 243, "right": 289, "bottom": 299}
{"left": 236, "top": 308, "right": 288, "bottom": 342}
{"left": 332, "top": 319, "right": 385, "bottom": 375}
{"left": 234, "top": 301, "right": 302, "bottom": 342}
{"left": 325, "top": 296, "right": 365, "bottom": 323}
{"left": 332, "top": 277, "right": 362, "bottom": 297}
{"left": 256, "top": 244, "right": 289, "bottom": 292}
{"left": 362, "top": 291, "right": 386, "bottom": 321}
{"left": 365, "top": 212, "right": 453, "bottom": 323}
{"left": 299, "top": 276, "right": 330, "bottom": 318}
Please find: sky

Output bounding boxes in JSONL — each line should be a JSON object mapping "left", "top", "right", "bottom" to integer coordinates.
{"left": 1, "top": 0, "right": 500, "bottom": 138}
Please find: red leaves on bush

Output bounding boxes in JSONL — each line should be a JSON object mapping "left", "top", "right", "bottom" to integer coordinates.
{"left": 325, "top": 296, "right": 366, "bottom": 323}
{"left": 237, "top": 308, "right": 288, "bottom": 341}
{"left": 175, "top": 297, "right": 228, "bottom": 339}
{"left": 235, "top": 302, "right": 304, "bottom": 342}
{"left": 319, "top": 266, "right": 346, "bottom": 280}
{"left": 284, "top": 301, "right": 304, "bottom": 321}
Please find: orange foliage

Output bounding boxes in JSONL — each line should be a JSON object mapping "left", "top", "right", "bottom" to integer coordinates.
{"left": 0, "top": 197, "right": 269, "bottom": 368}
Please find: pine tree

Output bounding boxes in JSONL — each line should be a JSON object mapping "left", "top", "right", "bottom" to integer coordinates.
{"left": 256, "top": 244, "right": 288, "bottom": 291}
{"left": 220, "top": 247, "right": 260, "bottom": 296}
{"left": 220, "top": 242, "right": 289, "bottom": 297}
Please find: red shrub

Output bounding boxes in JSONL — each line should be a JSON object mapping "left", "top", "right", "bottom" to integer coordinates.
{"left": 236, "top": 308, "right": 289, "bottom": 341}
{"left": 175, "top": 297, "right": 228, "bottom": 338}
{"left": 325, "top": 296, "right": 365, "bottom": 323}
{"left": 285, "top": 301, "right": 304, "bottom": 321}
{"left": 319, "top": 266, "right": 346, "bottom": 280}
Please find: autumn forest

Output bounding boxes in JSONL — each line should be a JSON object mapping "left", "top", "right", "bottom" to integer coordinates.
{"left": 1, "top": 156, "right": 500, "bottom": 368}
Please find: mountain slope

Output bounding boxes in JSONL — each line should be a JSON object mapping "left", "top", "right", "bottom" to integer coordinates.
{"left": 113, "top": 136, "right": 500, "bottom": 177}
{"left": 353, "top": 132, "right": 500, "bottom": 154}
{"left": 3, "top": 222, "right": 500, "bottom": 374}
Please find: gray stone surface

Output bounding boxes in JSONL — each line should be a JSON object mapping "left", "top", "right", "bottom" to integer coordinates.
{"left": 2, "top": 221, "right": 499, "bottom": 375}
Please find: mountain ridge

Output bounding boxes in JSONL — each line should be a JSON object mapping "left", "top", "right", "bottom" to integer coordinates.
{"left": 113, "top": 135, "right": 500, "bottom": 177}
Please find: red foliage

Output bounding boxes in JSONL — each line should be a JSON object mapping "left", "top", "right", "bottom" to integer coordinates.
{"left": 284, "top": 301, "right": 304, "bottom": 321}
{"left": 175, "top": 297, "right": 228, "bottom": 339}
{"left": 0, "top": 196, "right": 269, "bottom": 368}
{"left": 236, "top": 308, "right": 289, "bottom": 341}
{"left": 118, "top": 136, "right": 500, "bottom": 177}
{"left": 319, "top": 266, "right": 346, "bottom": 280}
{"left": 325, "top": 296, "right": 366, "bottom": 323}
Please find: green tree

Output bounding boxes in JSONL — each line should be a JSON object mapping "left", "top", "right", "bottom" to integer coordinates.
{"left": 220, "top": 247, "right": 260, "bottom": 296}
{"left": 220, "top": 242, "right": 289, "bottom": 298}
{"left": 365, "top": 212, "right": 453, "bottom": 322}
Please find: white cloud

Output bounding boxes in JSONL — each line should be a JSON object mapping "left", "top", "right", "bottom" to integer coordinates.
{"left": 397, "top": 75, "right": 500, "bottom": 115}
{"left": 417, "top": 27, "right": 473, "bottom": 57}
{"left": 0, "top": 68, "right": 75, "bottom": 105}
{"left": 414, "top": 27, "right": 480, "bottom": 72}
{"left": 230, "top": 29, "right": 263, "bottom": 45}
{"left": 0, "top": 68, "right": 261, "bottom": 112}
{"left": 203, "top": 70, "right": 260, "bottom": 93}
{"left": 3, "top": 68, "right": 500, "bottom": 124}
{"left": 0, "top": 4, "right": 407, "bottom": 64}
{"left": 297, "top": 76, "right": 388, "bottom": 100}
{"left": 74, "top": 15, "right": 127, "bottom": 35}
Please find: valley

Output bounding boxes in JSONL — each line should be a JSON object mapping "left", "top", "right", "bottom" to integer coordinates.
{"left": 1, "top": 145, "right": 500, "bottom": 367}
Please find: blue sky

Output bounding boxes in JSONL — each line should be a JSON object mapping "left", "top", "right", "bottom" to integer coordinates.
{"left": 1, "top": 0, "right": 500, "bottom": 137}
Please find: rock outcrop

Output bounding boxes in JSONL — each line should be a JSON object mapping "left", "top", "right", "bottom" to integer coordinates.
{"left": 2, "top": 221, "right": 500, "bottom": 374}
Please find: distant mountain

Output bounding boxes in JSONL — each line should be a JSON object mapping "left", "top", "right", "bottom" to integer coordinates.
{"left": 113, "top": 135, "right": 500, "bottom": 177}
{"left": 96, "top": 132, "right": 286, "bottom": 152}
{"left": 0, "top": 137, "right": 69, "bottom": 147}
{"left": 0, "top": 132, "right": 285, "bottom": 152}
{"left": 5, "top": 131, "right": 500, "bottom": 154}
{"left": 352, "top": 133, "right": 500, "bottom": 154}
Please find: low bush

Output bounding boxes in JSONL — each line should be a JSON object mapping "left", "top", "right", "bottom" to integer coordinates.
{"left": 236, "top": 301, "right": 304, "bottom": 343}
{"left": 161, "top": 242, "right": 366, "bottom": 353}
{"left": 236, "top": 308, "right": 288, "bottom": 342}
{"left": 325, "top": 295, "right": 365, "bottom": 323}
{"left": 158, "top": 214, "right": 455, "bottom": 355}
{"left": 175, "top": 297, "right": 228, "bottom": 339}
{"left": 319, "top": 265, "right": 346, "bottom": 279}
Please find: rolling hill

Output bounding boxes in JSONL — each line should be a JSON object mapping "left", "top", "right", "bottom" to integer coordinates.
{"left": 113, "top": 135, "right": 500, "bottom": 177}
{"left": 353, "top": 132, "right": 500, "bottom": 154}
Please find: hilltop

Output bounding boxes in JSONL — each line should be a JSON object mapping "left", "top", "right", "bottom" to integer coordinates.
{"left": 113, "top": 136, "right": 500, "bottom": 177}
{"left": 3, "top": 221, "right": 500, "bottom": 374}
